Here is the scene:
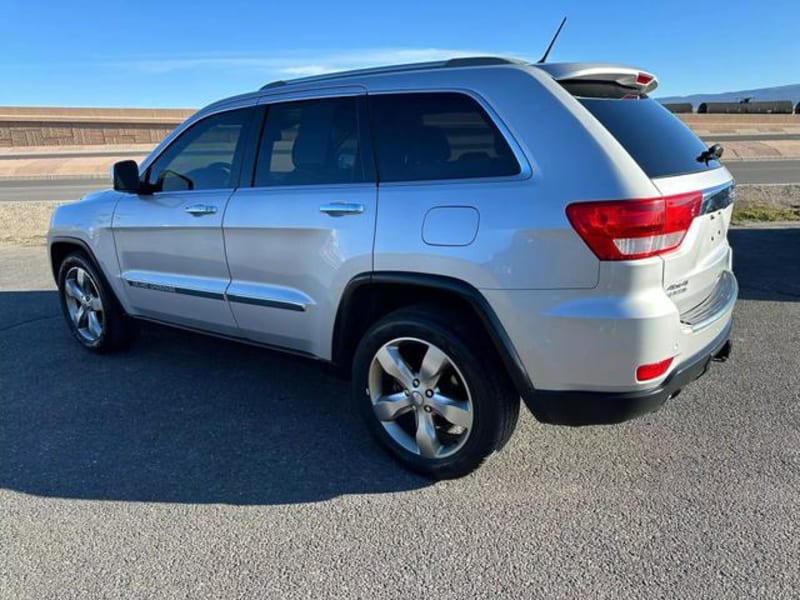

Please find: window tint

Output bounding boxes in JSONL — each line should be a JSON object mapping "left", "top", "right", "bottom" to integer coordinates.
{"left": 147, "top": 107, "right": 252, "bottom": 192}
{"left": 579, "top": 97, "right": 720, "bottom": 178}
{"left": 369, "top": 93, "right": 520, "bottom": 182}
{"left": 254, "top": 97, "right": 366, "bottom": 187}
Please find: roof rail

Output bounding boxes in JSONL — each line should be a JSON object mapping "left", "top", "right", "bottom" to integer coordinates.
{"left": 259, "top": 56, "right": 524, "bottom": 90}
{"left": 260, "top": 80, "right": 287, "bottom": 90}
{"left": 444, "top": 56, "right": 521, "bottom": 67}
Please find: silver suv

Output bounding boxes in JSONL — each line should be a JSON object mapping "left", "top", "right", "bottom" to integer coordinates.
{"left": 48, "top": 57, "right": 736, "bottom": 478}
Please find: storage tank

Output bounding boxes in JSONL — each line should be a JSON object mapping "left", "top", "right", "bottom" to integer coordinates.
{"left": 699, "top": 101, "right": 793, "bottom": 114}
{"left": 662, "top": 103, "right": 693, "bottom": 114}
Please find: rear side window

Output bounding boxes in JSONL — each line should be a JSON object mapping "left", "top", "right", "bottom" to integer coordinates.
{"left": 254, "top": 96, "right": 367, "bottom": 187}
{"left": 369, "top": 92, "right": 521, "bottom": 182}
{"left": 579, "top": 98, "right": 719, "bottom": 179}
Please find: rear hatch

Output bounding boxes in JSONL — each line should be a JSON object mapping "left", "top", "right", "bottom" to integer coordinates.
{"left": 542, "top": 63, "right": 734, "bottom": 317}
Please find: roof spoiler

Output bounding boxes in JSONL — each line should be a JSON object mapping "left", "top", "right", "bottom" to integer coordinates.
{"left": 535, "top": 63, "right": 659, "bottom": 95}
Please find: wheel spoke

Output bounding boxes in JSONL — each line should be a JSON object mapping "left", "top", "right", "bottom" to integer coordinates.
{"left": 65, "top": 279, "right": 83, "bottom": 300}
{"left": 66, "top": 301, "right": 80, "bottom": 323}
{"left": 430, "top": 393, "right": 473, "bottom": 429}
{"left": 89, "top": 296, "right": 103, "bottom": 312}
{"left": 419, "top": 344, "right": 448, "bottom": 389}
{"left": 376, "top": 345, "right": 416, "bottom": 389}
{"left": 74, "top": 305, "right": 86, "bottom": 327}
{"left": 372, "top": 392, "right": 414, "bottom": 422}
{"left": 87, "top": 311, "right": 103, "bottom": 338}
{"left": 76, "top": 269, "right": 86, "bottom": 288}
{"left": 415, "top": 410, "right": 440, "bottom": 458}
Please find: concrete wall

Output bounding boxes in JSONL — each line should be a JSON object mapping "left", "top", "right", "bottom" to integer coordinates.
{"left": 0, "top": 106, "right": 193, "bottom": 148}
{"left": 678, "top": 113, "right": 800, "bottom": 134}
{"left": 1, "top": 106, "right": 798, "bottom": 150}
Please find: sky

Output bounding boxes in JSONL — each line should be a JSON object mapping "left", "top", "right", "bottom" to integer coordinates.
{"left": 0, "top": 0, "right": 798, "bottom": 108}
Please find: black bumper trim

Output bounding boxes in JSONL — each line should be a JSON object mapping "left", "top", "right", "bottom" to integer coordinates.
{"left": 525, "top": 320, "right": 733, "bottom": 426}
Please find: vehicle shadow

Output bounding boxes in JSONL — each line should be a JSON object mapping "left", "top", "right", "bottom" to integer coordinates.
{"left": 729, "top": 227, "right": 800, "bottom": 302}
{"left": 0, "top": 291, "right": 429, "bottom": 505}
{"left": 1, "top": 227, "right": 795, "bottom": 505}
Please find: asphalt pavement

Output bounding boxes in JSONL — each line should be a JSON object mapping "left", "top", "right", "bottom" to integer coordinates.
{"left": 1, "top": 227, "right": 799, "bottom": 598}
{"left": 0, "top": 158, "right": 798, "bottom": 205}
{"left": 0, "top": 178, "right": 108, "bottom": 203}
{"left": 724, "top": 159, "right": 800, "bottom": 185}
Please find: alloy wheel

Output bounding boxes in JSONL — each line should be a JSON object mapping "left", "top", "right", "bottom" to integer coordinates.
{"left": 63, "top": 266, "right": 104, "bottom": 343}
{"left": 368, "top": 337, "right": 474, "bottom": 459}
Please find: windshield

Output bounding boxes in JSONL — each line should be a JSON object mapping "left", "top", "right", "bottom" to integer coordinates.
{"left": 579, "top": 97, "right": 721, "bottom": 179}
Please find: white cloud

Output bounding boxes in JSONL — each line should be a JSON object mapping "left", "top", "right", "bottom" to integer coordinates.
{"left": 121, "top": 47, "right": 512, "bottom": 77}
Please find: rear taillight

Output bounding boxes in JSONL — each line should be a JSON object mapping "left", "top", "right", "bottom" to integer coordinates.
{"left": 566, "top": 192, "right": 702, "bottom": 260}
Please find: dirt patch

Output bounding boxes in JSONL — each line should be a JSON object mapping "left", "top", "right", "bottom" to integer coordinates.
{"left": 0, "top": 200, "right": 62, "bottom": 247}
{"left": 735, "top": 184, "right": 800, "bottom": 208}
{"left": 733, "top": 184, "right": 800, "bottom": 224}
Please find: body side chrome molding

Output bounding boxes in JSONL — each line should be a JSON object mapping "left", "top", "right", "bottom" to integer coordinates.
{"left": 122, "top": 272, "right": 311, "bottom": 312}
{"left": 225, "top": 281, "right": 312, "bottom": 312}
{"left": 123, "top": 271, "right": 227, "bottom": 301}
{"left": 225, "top": 293, "right": 305, "bottom": 312}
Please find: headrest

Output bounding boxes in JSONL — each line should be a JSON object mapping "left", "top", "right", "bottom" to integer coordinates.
{"left": 292, "top": 124, "right": 329, "bottom": 170}
{"left": 407, "top": 126, "right": 450, "bottom": 164}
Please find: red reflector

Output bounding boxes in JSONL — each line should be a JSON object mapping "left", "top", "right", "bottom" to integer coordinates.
{"left": 566, "top": 192, "right": 702, "bottom": 260}
{"left": 636, "top": 72, "right": 654, "bottom": 86}
{"left": 636, "top": 358, "right": 673, "bottom": 381}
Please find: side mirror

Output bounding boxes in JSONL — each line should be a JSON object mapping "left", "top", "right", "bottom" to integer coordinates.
{"left": 112, "top": 160, "right": 142, "bottom": 193}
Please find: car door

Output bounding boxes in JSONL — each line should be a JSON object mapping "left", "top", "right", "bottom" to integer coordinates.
{"left": 113, "top": 105, "right": 257, "bottom": 335}
{"left": 222, "top": 89, "right": 377, "bottom": 357}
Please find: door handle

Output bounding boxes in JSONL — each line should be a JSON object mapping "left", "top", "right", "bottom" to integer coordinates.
{"left": 185, "top": 204, "right": 218, "bottom": 216}
{"left": 319, "top": 202, "right": 364, "bottom": 216}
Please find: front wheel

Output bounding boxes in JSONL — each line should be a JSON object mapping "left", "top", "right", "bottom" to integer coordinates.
{"left": 57, "top": 252, "right": 134, "bottom": 352}
{"left": 351, "top": 305, "right": 519, "bottom": 479}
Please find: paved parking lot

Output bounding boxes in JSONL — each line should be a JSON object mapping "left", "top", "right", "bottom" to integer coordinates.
{"left": 1, "top": 226, "right": 799, "bottom": 599}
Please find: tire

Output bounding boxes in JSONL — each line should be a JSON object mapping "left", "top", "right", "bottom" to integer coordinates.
{"left": 351, "top": 304, "right": 519, "bottom": 479}
{"left": 56, "top": 251, "right": 134, "bottom": 353}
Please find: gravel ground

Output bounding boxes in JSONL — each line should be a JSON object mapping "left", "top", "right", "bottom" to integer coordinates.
{"left": 1, "top": 227, "right": 799, "bottom": 599}
{"left": 0, "top": 200, "right": 60, "bottom": 247}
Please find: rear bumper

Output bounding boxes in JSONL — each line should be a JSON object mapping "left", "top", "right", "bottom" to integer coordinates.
{"left": 525, "top": 318, "right": 733, "bottom": 426}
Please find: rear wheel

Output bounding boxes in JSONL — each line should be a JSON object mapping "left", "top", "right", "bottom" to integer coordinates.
{"left": 57, "top": 252, "right": 134, "bottom": 352}
{"left": 352, "top": 305, "right": 519, "bottom": 479}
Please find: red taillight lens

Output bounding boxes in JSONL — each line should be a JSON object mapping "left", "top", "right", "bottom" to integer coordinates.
{"left": 636, "top": 357, "right": 673, "bottom": 381}
{"left": 635, "top": 72, "right": 654, "bottom": 86}
{"left": 566, "top": 192, "right": 702, "bottom": 260}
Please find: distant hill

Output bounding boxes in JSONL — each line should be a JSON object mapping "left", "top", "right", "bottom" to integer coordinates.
{"left": 658, "top": 84, "right": 800, "bottom": 106}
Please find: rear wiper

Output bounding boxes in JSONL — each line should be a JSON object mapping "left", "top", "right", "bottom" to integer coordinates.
{"left": 697, "top": 143, "right": 723, "bottom": 165}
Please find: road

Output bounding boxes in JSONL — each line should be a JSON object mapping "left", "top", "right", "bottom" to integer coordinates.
{"left": 0, "top": 178, "right": 108, "bottom": 202}
{"left": 1, "top": 227, "right": 799, "bottom": 599}
{"left": 724, "top": 159, "right": 800, "bottom": 184}
{"left": 0, "top": 159, "right": 797, "bottom": 204}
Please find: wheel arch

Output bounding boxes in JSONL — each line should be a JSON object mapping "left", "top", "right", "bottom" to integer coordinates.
{"left": 332, "top": 271, "right": 534, "bottom": 399}
{"left": 49, "top": 236, "right": 126, "bottom": 315}
{"left": 49, "top": 237, "right": 100, "bottom": 281}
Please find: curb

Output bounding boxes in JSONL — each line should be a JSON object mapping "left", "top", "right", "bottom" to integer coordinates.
{"left": 0, "top": 174, "right": 109, "bottom": 184}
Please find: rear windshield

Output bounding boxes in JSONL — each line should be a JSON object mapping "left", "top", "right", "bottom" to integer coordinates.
{"left": 579, "top": 97, "right": 720, "bottom": 179}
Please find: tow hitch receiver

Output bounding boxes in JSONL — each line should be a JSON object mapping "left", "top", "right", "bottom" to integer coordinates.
{"left": 712, "top": 340, "right": 732, "bottom": 363}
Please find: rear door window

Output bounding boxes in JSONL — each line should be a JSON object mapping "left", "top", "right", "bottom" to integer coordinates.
{"left": 369, "top": 92, "right": 521, "bottom": 182}
{"left": 579, "top": 97, "right": 720, "bottom": 179}
{"left": 253, "top": 96, "right": 368, "bottom": 187}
